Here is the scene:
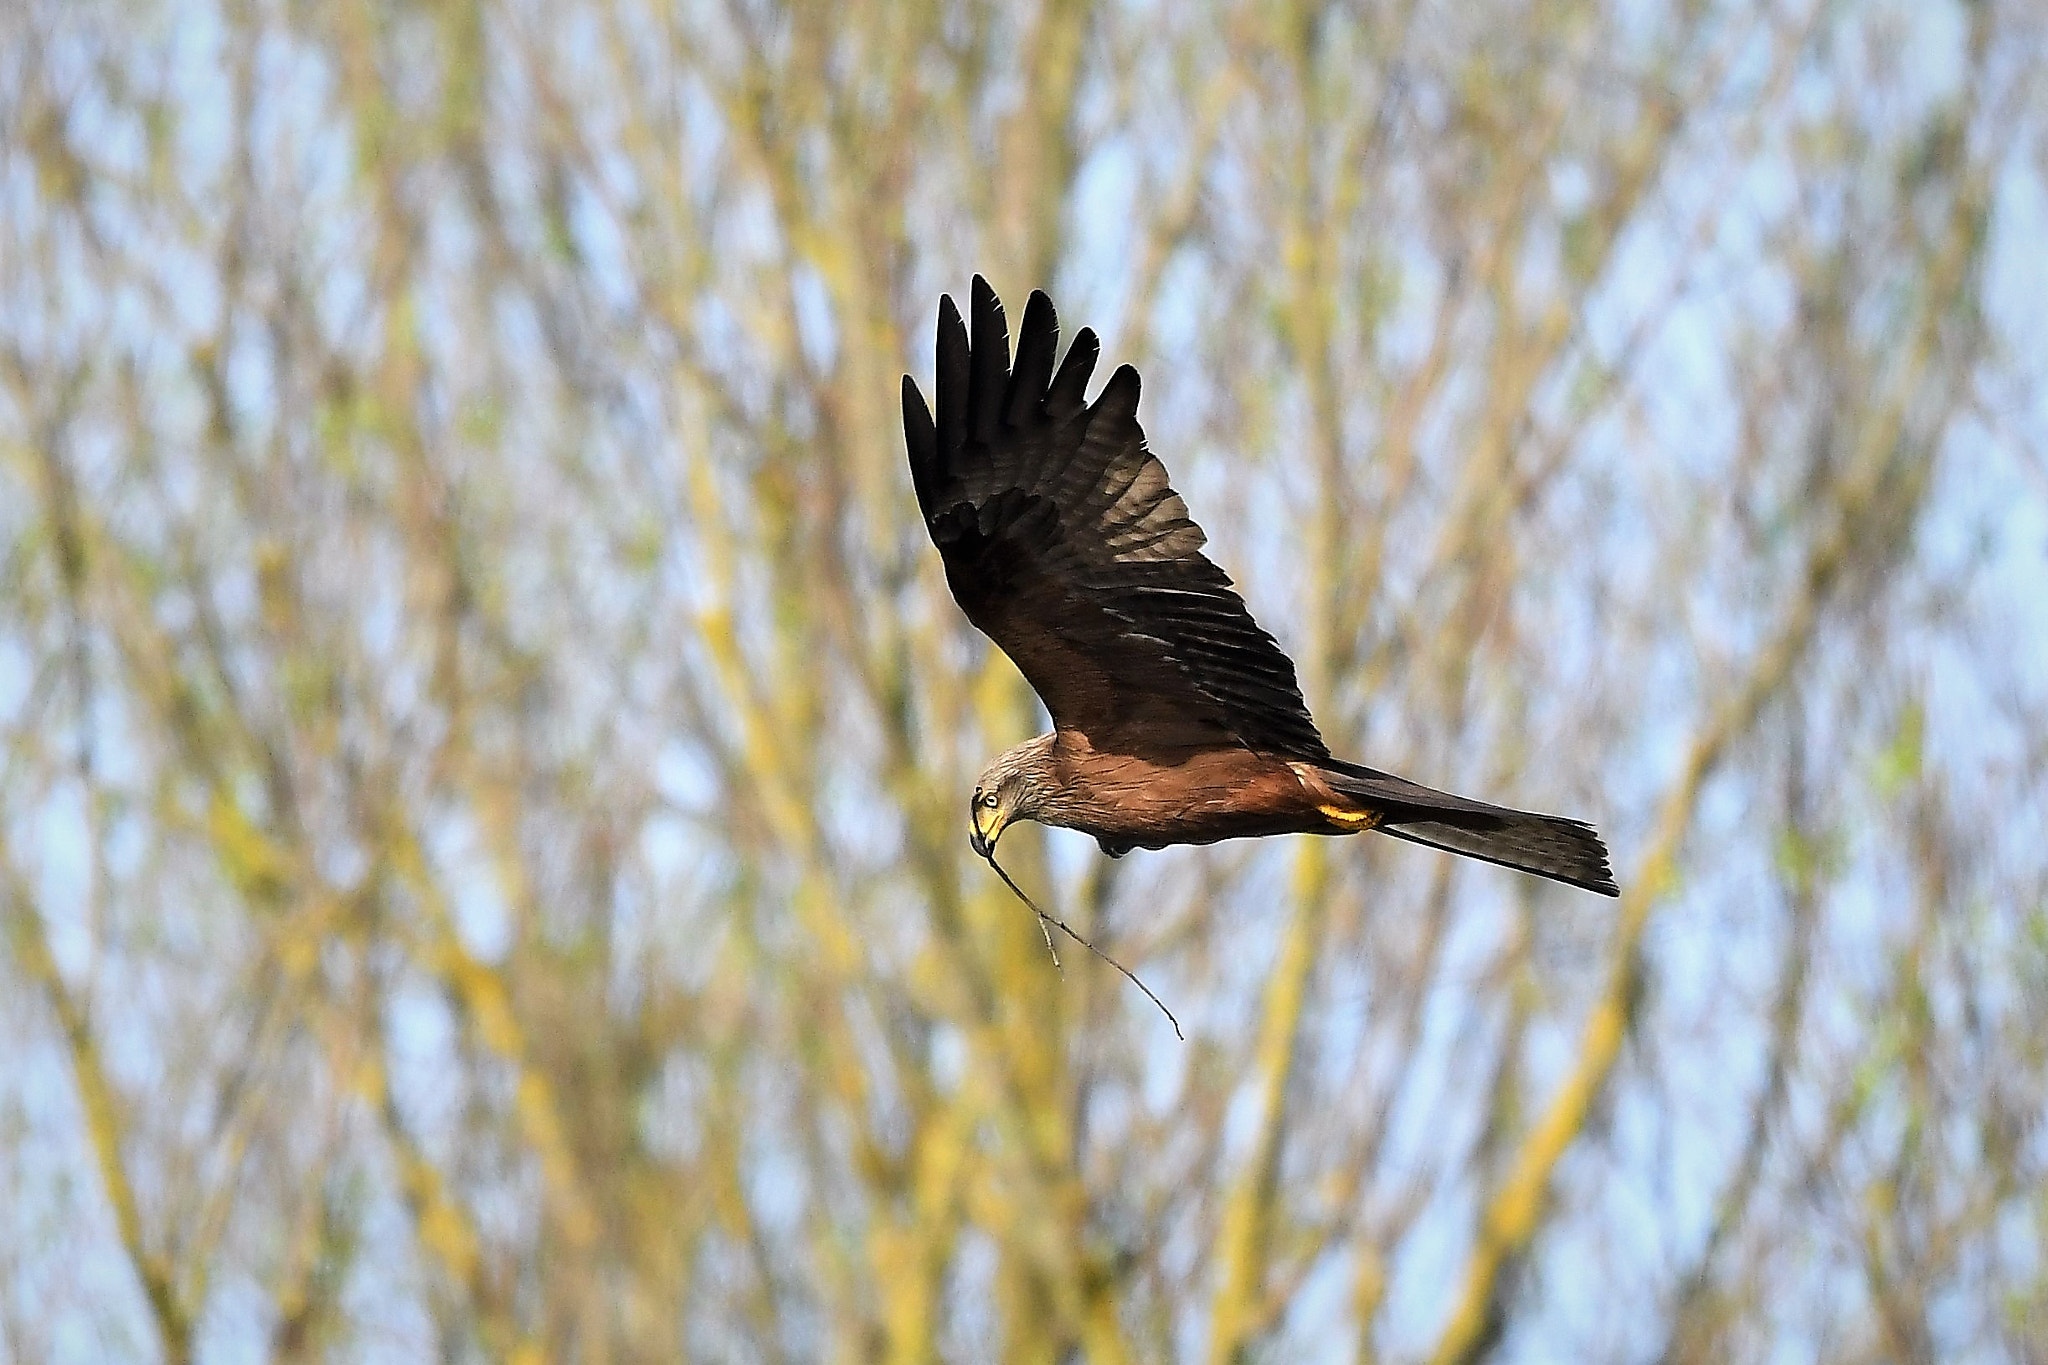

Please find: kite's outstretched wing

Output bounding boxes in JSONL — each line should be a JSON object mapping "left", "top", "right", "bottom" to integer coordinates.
{"left": 903, "top": 276, "right": 1328, "bottom": 759}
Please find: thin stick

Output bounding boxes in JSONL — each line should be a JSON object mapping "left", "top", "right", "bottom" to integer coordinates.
{"left": 982, "top": 853, "right": 1060, "bottom": 970}
{"left": 984, "top": 851, "right": 1183, "bottom": 1040}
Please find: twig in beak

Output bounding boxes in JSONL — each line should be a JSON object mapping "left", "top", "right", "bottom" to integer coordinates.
{"left": 983, "top": 850, "right": 1183, "bottom": 1041}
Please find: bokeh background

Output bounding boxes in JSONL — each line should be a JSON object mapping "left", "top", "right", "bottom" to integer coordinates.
{"left": 4, "top": 0, "right": 2047, "bottom": 1360}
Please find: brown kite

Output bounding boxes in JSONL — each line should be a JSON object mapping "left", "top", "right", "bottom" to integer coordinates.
{"left": 903, "top": 278, "right": 1617, "bottom": 897}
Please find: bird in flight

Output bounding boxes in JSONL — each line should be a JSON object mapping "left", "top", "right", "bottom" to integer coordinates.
{"left": 903, "top": 277, "right": 1617, "bottom": 898}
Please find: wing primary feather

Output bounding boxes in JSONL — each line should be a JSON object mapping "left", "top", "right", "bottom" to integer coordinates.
{"left": 902, "top": 376, "right": 937, "bottom": 511}
{"left": 1005, "top": 291, "right": 1060, "bottom": 427}
{"left": 936, "top": 295, "right": 970, "bottom": 455}
{"left": 1092, "top": 363, "right": 1142, "bottom": 423}
{"left": 1046, "top": 326, "right": 1100, "bottom": 418}
{"left": 969, "top": 275, "right": 1010, "bottom": 443}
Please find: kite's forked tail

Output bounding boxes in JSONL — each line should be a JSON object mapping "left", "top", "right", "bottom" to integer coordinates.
{"left": 1311, "top": 759, "right": 1619, "bottom": 896}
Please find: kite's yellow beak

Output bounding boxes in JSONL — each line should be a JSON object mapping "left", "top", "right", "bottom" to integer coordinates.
{"left": 970, "top": 797, "right": 1010, "bottom": 859}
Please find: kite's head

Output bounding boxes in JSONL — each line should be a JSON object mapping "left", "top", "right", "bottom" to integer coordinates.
{"left": 968, "top": 784, "right": 1008, "bottom": 859}
{"left": 968, "top": 737, "right": 1056, "bottom": 858}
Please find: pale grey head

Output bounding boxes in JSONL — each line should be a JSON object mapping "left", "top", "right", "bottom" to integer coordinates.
{"left": 968, "top": 733, "right": 1060, "bottom": 857}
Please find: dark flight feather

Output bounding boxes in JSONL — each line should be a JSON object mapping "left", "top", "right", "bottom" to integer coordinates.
{"left": 904, "top": 277, "right": 1328, "bottom": 759}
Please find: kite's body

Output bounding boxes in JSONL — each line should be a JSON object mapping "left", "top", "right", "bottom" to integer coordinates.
{"left": 904, "top": 278, "right": 1616, "bottom": 897}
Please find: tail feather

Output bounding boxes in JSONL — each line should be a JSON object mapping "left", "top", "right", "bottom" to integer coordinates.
{"left": 1321, "top": 761, "right": 1618, "bottom": 896}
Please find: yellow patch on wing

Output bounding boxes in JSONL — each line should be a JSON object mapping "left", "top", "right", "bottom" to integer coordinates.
{"left": 1318, "top": 803, "right": 1383, "bottom": 830}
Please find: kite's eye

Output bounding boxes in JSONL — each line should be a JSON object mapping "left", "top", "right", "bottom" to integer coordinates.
{"left": 982, "top": 791, "right": 1000, "bottom": 809}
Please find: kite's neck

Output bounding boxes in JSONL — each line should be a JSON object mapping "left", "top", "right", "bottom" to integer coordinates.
{"left": 994, "top": 731, "right": 1057, "bottom": 775}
